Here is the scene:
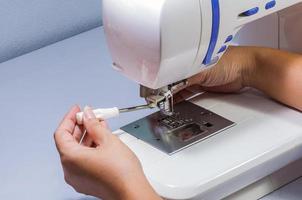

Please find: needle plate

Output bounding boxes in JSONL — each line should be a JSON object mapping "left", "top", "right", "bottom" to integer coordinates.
{"left": 121, "top": 101, "right": 235, "bottom": 155}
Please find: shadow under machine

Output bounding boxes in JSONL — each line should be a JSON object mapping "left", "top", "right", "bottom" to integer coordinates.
{"left": 103, "top": 0, "right": 302, "bottom": 199}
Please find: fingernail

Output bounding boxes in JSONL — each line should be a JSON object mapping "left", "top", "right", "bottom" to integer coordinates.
{"left": 83, "top": 106, "right": 96, "bottom": 120}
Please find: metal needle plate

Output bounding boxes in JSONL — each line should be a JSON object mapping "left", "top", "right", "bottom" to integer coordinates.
{"left": 121, "top": 101, "right": 235, "bottom": 155}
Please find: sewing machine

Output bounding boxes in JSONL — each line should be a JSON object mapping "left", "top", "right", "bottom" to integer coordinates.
{"left": 103, "top": 1, "right": 302, "bottom": 199}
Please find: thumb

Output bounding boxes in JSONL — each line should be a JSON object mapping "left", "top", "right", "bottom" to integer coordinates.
{"left": 187, "top": 70, "right": 208, "bottom": 87}
{"left": 83, "top": 106, "right": 110, "bottom": 145}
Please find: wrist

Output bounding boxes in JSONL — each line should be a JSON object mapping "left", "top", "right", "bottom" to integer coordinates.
{"left": 118, "top": 173, "right": 161, "bottom": 200}
{"left": 240, "top": 47, "right": 259, "bottom": 88}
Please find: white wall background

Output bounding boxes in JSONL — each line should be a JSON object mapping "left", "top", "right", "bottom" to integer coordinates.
{"left": 0, "top": 0, "right": 102, "bottom": 63}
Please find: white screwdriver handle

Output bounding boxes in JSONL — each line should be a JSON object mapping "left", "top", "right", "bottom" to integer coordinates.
{"left": 76, "top": 107, "right": 120, "bottom": 125}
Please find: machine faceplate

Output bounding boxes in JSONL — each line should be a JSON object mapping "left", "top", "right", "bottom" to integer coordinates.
{"left": 121, "top": 101, "right": 235, "bottom": 154}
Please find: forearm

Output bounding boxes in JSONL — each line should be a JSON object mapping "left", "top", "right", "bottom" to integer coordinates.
{"left": 245, "top": 47, "right": 302, "bottom": 111}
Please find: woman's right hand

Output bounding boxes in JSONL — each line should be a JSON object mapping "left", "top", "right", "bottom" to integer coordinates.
{"left": 54, "top": 106, "right": 162, "bottom": 200}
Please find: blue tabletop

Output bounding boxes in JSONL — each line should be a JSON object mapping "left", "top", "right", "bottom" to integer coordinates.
{"left": 0, "top": 27, "right": 153, "bottom": 200}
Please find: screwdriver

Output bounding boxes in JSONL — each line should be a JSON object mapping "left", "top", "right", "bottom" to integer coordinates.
{"left": 76, "top": 104, "right": 154, "bottom": 125}
{"left": 76, "top": 104, "right": 154, "bottom": 144}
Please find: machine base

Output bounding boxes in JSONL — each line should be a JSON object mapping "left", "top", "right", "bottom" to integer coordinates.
{"left": 121, "top": 101, "right": 235, "bottom": 154}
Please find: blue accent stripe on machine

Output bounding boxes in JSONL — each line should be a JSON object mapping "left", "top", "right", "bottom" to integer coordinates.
{"left": 265, "top": 0, "right": 276, "bottom": 10}
{"left": 203, "top": 0, "right": 220, "bottom": 65}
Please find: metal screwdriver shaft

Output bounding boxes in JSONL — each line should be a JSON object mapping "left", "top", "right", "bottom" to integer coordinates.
{"left": 119, "top": 104, "right": 154, "bottom": 113}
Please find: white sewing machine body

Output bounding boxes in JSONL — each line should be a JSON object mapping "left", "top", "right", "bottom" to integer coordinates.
{"left": 103, "top": 0, "right": 302, "bottom": 89}
{"left": 103, "top": 1, "right": 302, "bottom": 199}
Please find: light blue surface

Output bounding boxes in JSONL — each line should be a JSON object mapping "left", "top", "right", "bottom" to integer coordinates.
{"left": 0, "top": 0, "right": 102, "bottom": 63}
{"left": 261, "top": 178, "right": 302, "bottom": 200}
{"left": 0, "top": 27, "right": 153, "bottom": 200}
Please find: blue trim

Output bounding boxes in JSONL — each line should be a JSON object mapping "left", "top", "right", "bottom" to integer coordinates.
{"left": 203, "top": 0, "right": 220, "bottom": 65}
{"left": 218, "top": 45, "right": 227, "bottom": 54}
{"left": 241, "top": 7, "right": 259, "bottom": 16}
{"left": 265, "top": 0, "right": 276, "bottom": 10}
{"left": 225, "top": 35, "right": 233, "bottom": 43}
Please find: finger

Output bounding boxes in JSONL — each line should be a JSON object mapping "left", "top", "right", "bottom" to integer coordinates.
{"left": 83, "top": 106, "right": 111, "bottom": 145}
{"left": 79, "top": 120, "right": 108, "bottom": 146}
{"left": 81, "top": 120, "right": 110, "bottom": 147}
{"left": 57, "top": 105, "right": 81, "bottom": 135}
{"left": 54, "top": 129, "right": 78, "bottom": 156}
{"left": 174, "top": 85, "right": 205, "bottom": 103}
{"left": 200, "top": 81, "right": 242, "bottom": 93}
{"left": 100, "top": 120, "right": 110, "bottom": 130}
{"left": 54, "top": 105, "right": 81, "bottom": 155}
{"left": 73, "top": 125, "right": 85, "bottom": 143}
{"left": 82, "top": 134, "right": 94, "bottom": 147}
{"left": 187, "top": 71, "right": 208, "bottom": 86}
{"left": 174, "top": 89, "right": 195, "bottom": 104}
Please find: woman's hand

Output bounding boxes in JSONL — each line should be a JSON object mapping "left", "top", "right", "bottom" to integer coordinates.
{"left": 54, "top": 106, "right": 161, "bottom": 200}
{"left": 175, "top": 46, "right": 256, "bottom": 102}
{"left": 188, "top": 46, "right": 256, "bottom": 93}
{"left": 176, "top": 46, "right": 302, "bottom": 111}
